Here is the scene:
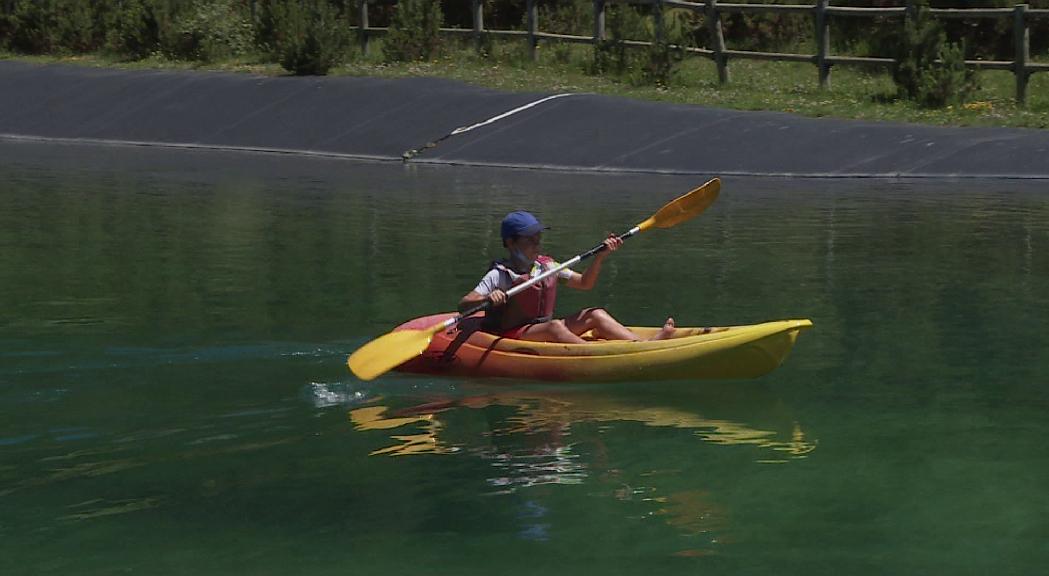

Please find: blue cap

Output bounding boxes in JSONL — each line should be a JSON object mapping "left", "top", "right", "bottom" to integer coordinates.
{"left": 500, "top": 211, "right": 548, "bottom": 240}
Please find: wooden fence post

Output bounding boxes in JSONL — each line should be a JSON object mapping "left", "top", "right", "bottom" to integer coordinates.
{"left": 594, "top": 0, "right": 606, "bottom": 43}
{"left": 706, "top": 0, "right": 729, "bottom": 84}
{"left": 527, "top": 0, "right": 538, "bottom": 62}
{"left": 358, "top": 0, "right": 369, "bottom": 56}
{"left": 1014, "top": 3, "right": 1030, "bottom": 106}
{"left": 473, "top": 0, "right": 485, "bottom": 53}
{"left": 815, "top": 0, "right": 831, "bottom": 89}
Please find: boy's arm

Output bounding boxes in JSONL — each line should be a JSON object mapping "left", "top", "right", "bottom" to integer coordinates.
{"left": 459, "top": 270, "right": 507, "bottom": 313}
{"left": 566, "top": 235, "right": 620, "bottom": 290}
{"left": 458, "top": 290, "right": 508, "bottom": 313}
{"left": 566, "top": 256, "right": 604, "bottom": 290}
{"left": 458, "top": 291, "right": 488, "bottom": 313}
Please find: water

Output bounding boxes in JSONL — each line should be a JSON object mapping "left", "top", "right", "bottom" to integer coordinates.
{"left": 1, "top": 141, "right": 1047, "bottom": 575}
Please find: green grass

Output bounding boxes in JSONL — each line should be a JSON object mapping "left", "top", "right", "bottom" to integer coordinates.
{"left": 4, "top": 37, "right": 1048, "bottom": 129}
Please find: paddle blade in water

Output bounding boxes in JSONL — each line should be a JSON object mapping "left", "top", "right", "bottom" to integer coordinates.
{"left": 638, "top": 178, "right": 720, "bottom": 232}
{"left": 348, "top": 328, "right": 436, "bottom": 381}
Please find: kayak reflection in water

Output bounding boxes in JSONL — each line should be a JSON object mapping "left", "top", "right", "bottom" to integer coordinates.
{"left": 457, "top": 210, "right": 676, "bottom": 343}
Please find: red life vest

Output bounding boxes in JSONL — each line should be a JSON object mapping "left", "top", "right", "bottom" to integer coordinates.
{"left": 484, "top": 255, "right": 559, "bottom": 332}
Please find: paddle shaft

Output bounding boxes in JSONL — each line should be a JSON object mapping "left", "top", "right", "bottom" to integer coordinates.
{"left": 432, "top": 226, "right": 643, "bottom": 335}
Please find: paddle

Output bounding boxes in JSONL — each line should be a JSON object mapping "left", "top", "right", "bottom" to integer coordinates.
{"left": 347, "top": 177, "right": 721, "bottom": 381}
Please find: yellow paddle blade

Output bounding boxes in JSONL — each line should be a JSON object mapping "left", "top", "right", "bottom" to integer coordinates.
{"left": 637, "top": 178, "right": 720, "bottom": 232}
{"left": 347, "top": 326, "right": 440, "bottom": 381}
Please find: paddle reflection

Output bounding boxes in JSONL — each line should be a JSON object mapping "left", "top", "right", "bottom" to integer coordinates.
{"left": 349, "top": 405, "right": 458, "bottom": 456}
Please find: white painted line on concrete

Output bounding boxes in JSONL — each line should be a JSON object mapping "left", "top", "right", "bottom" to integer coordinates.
{"left": 449, "top": 93, "right": 579, "bottom": 135}
{"left": 402, "top": 93, "right": 582, "bottom": 160}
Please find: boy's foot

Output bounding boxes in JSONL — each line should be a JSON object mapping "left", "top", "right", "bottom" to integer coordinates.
{"left": 649, "top": 317, "right": 676, "bottom": 341}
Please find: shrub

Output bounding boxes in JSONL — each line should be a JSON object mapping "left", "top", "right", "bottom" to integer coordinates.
{"left": 589, "top": 4, "right": 646, "bottom": 77}
{"left": 3, "top": 0, "right": 106, "bottom": 54}
{"left": 385, "top": 0, "right": 443, "bottom": 62}
{"left": 161, "top": 0, "right": 254, "bottom": 62}
{"left": 641, "top": 40, "right": 685, "bottom": 89}
{"left": 833, "top": 1, "right": 1040, "bottom": 64}
{"left": 12, "top": 2, "right": 49, "bottom": 53}
{"left": 522, "top": 0, "right": 589, "bottom": 64}
{"left": 55, "top": 0, "right": 97, "bottom": 53}
{"left": 538, "top": 0, "right": 591, "bottom": 37}
{"left": 640, "top": 10, "right": 691, "bottom": 88}
{"left": 589, "top": 5, "right": 688, "bottom": 88}
{"left": 271, "top": 0, "right": 349, "bottom": 75}
{"left": 4, "top": 0, "right": 59, "bottom": 53}
{"left": 916, "top": 40, "right": 978, "bottom": 107}
{"left": 893, "top": 2, "right": 979, "bottom": 108}
{"left": 103, "top": 0, "right": 160, "bottom": 59}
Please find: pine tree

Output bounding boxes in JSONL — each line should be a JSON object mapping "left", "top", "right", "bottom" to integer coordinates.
{"left": 893, "top": 1, "right": 978, "bottom": 108}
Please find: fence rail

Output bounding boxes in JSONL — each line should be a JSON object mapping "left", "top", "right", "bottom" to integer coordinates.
{"left": 357, "top": 1, "right": 1049, "bottom": 104}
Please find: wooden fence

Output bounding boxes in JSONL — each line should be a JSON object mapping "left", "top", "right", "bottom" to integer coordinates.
{"left": 356, "top": 1, "right": 1049, "bottom": 104}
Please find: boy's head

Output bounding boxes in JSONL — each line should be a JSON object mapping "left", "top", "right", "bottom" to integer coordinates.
{"left": 501, "top": 211, "right": 547, "bottom": 248}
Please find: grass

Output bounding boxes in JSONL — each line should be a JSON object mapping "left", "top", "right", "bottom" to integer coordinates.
{"left": 4, "top": 37, "right": 1048, "bottom": 130}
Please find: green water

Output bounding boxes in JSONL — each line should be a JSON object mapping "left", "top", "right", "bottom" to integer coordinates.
{"left": 2, "top": 141, "right": 1047, "bottom": 575}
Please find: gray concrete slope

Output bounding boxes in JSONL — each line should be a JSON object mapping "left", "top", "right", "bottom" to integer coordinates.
{"left": 0, "top": 61, "right": 539, "bottom": 160}
{"left": 2, "top": 60, "right": 1047, "bottom": 178}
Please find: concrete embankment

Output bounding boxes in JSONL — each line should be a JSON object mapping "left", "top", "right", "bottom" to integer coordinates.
{"left": 2, "top": 60, "right": 1047, "bottom": 179}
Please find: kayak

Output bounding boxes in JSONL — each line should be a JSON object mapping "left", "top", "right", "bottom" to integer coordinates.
{"left": 393, "top": 313, "right": 813, "bottom": 382}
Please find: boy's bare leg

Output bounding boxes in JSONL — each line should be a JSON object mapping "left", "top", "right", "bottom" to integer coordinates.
{"left": 516, "top": 319, "right": 588, "bottom": 344}
{"left": 565, "top": 308, "right": 676, "bottom": 341}
{"left": 513, "top": 310, "right": 677, "bottom": 343}
{"left": 563, "top": 308, "right": 640, "bottom": 341}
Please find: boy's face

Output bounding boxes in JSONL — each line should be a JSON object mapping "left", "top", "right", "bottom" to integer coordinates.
{"left": 508, "top": 233, "right": 542, "bottom": 261}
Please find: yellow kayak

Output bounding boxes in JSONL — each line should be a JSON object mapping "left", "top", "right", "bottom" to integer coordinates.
{"left": 394, "top": 313, "right": 813, "bottom": 381}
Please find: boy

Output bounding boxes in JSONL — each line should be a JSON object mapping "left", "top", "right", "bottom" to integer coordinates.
{"left": 458, "top": 211, "right": 675, "bottom": 343}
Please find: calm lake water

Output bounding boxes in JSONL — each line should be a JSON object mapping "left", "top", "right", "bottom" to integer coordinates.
{"left": 1, "top": 141, "right": 1047, "bottom": 575}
